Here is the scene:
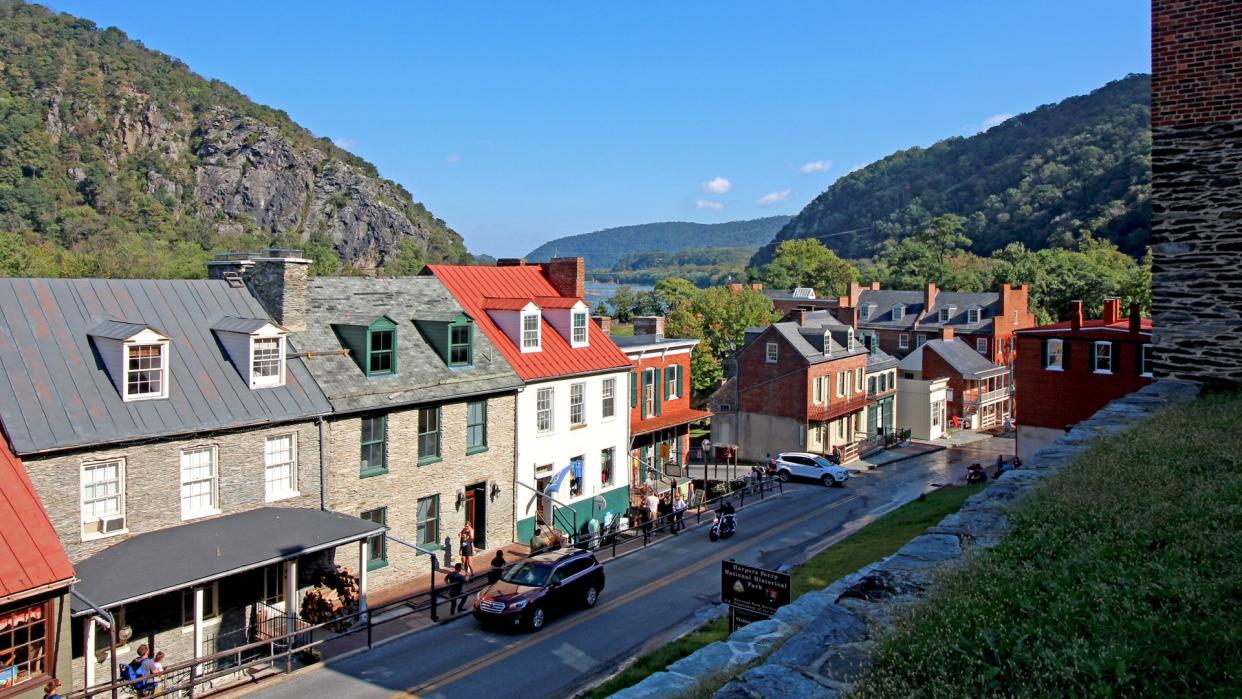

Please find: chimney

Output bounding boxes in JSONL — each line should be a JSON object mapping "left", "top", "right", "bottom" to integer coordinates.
{"left": 834, "top": 306, "right": 858, "bottom": 327}
{"left": 1102, "top": 298, "right": 1122, "bottom": 325}
{"left": 727, "top": 283, "right": 744, "bottom": 294}
{"left": 847, "top": 281, "right": 864, "bottom": 307}
{"left": 542, "top": 256, "right": 585, "bottom": 299}
{"left": 592, "top": 315, "right": 612, "bottom": 336}
{"left": 781, "top": 309, "right": 809, "bottom": 326}
{"left": 940, "top": 327, "right": 954, "bottom": 341}
{"left": 633, "top": 316, "right": 666, "bottom": 338}
{"left": 1129, "top": 303, "right": 1142, "bottom": 334}
{"left": 750, "top": 283, "right": 764, "bottom": 292}
{"left": 1070, "top": 300, "right": 1084, "bottom": 332}
{"left": 206, "top": 253, "right": 254, "bottom": 287}
{"left": 869, "top": 281, "right": 881, "bottom": 291}
{"left": 924, "top": 282, "right": 938, "bottom": 313}
{"left": 496, "top": 258, "right": 528, "bottom": 267}
{"left": 246, "top": 249, "right": 311, "bottom": 332}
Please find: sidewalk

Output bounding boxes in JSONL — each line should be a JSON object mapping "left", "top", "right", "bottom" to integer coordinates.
{"left": 854, "top": 441, "right": 945, "bottom": 469}
{"left": 921, "top": 428, "right": 1010, "bottom": 448}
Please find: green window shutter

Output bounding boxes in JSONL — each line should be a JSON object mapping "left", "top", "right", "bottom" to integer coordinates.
{"left": 664, "top": 366, "right": 673, "bottom": 399}
{"left": 631, "top": 371, "right": 639, "bottom": 409}
{"left": 676, "top": 364, "right": 684, "bottom": 398}
{"left": 640, "top": 371, "right": 648, "bottom": 420}
{"left": 654, "top": 370, "right": 662, "bottom": 416}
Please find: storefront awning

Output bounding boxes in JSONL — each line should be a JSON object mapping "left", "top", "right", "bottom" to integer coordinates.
{"left": 71, "top": 507, "right": 384, "bottom": 615}
{"left": 631, "top": 408, "right": 714, "bottom": 437}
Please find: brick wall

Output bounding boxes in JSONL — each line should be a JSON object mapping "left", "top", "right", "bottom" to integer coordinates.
{"left": 1152, "top": 0, "right": 1242, "bottom": 384}
{"left": 1015, "top": 333, "right": 1152, "bottom": 429}
{"left": 541, "top": 257, "right": 585, "bottom": 299}
{"left": 327, "top": 394, "right": 517, "bottom": 591}
{"left": 629, "top": 352, "right": 693, "bottom": 427}
{"left": 736, "top": 330, "right": 809, "bottom": 420}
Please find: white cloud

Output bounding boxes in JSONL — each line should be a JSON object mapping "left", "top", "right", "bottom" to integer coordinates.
{"left": 332, "top": 137, "right": 356, "bottom": 149}
{"left": 982, "top": 113, "right": 1013, "bottom": 130}
{"left": 445, "top": 153, "right": 461, "bottom": 164}
{"left": 696, "top": 199, "right": 725, "bottom": 211}
{"left": 701, "top": 176, "right": 732, "bottom": 194}
{"left": 800, "top": 160, "right": 832, "bottom": 174}
{"left": 757, "top": 190, "right": 791, "bottom": 206}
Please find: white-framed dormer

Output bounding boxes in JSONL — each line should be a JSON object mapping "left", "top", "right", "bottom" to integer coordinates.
{"left": 822, "top": 331, "right": 833, "bottom": 357}
{"left": 537, "top": 297, "right": 591, "bottom": 349}
{"left": 967, "top": 306, "right": 983, "bottom": 324}
{"left": 892, "top": 304, "right": 906, "bottom": 322}
{"left": 484, "top": 298, "right": 543, "bottom": 353}
{"left": 847, "top": 328, "right": 855, "bottom": 351}
{"left": 939, "top": 306, "right": 956, "bottom": 323}
{"left": 859, "top": 304, "right": 873, "bottom": 321}
{"left": 521, "top": 309, "right": 541, "bottom": 352}
{"left": 213, "top": 317, "right": 288, "bottom": 389}
{"left": 90, "top": 321, "right": 171, "bottom": 402}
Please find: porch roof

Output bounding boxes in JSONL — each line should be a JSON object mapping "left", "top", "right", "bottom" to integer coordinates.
{"left": 71, "top": 507, "right": 384, "bottom": 615}
{"left": 631, "top": 407, "right": 714, "bottom": 437}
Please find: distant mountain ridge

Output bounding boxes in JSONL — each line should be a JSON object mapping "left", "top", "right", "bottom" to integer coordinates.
{"left": 753, "top": 74, "right": 1152, "bottom": 267}
{"left": 0, "top": 0, "right": 468, "bottom": 277}
{"left": 527, "top": 216, "right": 790, "bottom": 268}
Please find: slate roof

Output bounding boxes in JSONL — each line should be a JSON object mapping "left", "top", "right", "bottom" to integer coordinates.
{"left": 0, "top": 278, "right": 331, "bottom": 455}
{"left": 0, "top": 439, "right": 74, "bottom": 604}
{"left": 289, "top": 277, "right": 523, "bottom": 413}
{"left": 428, "top": 265, "right": 632, "bottom": 382}
{"left": 898, "top": 338, "right": 1008, "bottom": 380}
{"left": 856, "top": 290, "right": 998, "bottom": 332}
{"left": 71, "top": 507, "right": 383, "bottom": 612}
{"left": 762, "top": 321, "right": 869, "bottom": 365}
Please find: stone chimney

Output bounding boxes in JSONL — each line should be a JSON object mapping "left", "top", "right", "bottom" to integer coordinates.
{"left": 633, "top": 316, "right": 666, "bottom": 338}
{"left": 246, "top": 249, "right": 312, "bottom": 332}
{"left": 541, "top": 257, "right": 585, "bottom": 299}
{"left": 592, "top": 315, "right": 612, "bottom": 335}
{"left": 940, "top": 327, "right": 955, "bottom": 341}
{"left": 206, "top": 253, "right": 254, "bottom": 285}
{"left": 1102, "top": 297, "right": 1122, "bottom": 325}
{"left": 924, "top": 282, "right": 938, "bottom": 313}
{"left": 1129, "top": 303, "right": 1143, "bottom": 334}
{"left": 496, "top": 258, "right": 528, "bottom": 267}
{"left": 1070, "top": 300, "right": 1084, "bottom": 332}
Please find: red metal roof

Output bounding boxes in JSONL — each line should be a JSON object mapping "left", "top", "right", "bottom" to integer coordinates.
{"left": 632, "top": 407, "right": 715, "bottom": 436}
{"left": 482, "top": 297, "right": 534, "bottom": 311}
{"left": 428, "top": 265, "right": 632, "bottom": 381}
{"left": 533, "top": 296, "right": 584, "bottom": 309}
{"left": 0, "top": 439, "right": 75, "bottom": 604}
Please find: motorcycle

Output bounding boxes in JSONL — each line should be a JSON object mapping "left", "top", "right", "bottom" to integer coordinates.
{"left": 709, "top": 512, "right": 736, "bottom": 541}
{"left": 965, "top": 466, "right": 988, "bottom": 485}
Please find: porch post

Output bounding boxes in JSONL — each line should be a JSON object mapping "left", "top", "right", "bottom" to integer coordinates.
{"left": 357, "top": 539, "right": 369, "bottom": 620}
{"left": 284, "top": 559, "right": 298, "bottom": 638}
{"left": 193, "top": 586, "right": 204, "bottom": 675}
{"left": 83, "top": 615, "right": 96, "bottom": 688}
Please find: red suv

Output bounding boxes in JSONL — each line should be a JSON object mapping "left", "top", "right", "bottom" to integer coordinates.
{"left": 473, "top": 549, "right": 605, "bottom": 631}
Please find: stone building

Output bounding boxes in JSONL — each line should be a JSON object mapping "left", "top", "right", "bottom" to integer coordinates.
{"left": 0, "top": 276, "right": 380, "bottom": 693}
{"left": 1151, "top": 0, "right": 1242, "bottom": 384}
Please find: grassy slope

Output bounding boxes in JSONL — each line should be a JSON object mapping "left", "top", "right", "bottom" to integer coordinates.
{"left": 583, "top": 483, "right": 987, "bottom": 698}
{"left": 857, "top": 391, "right": 1242, "bottom": 698}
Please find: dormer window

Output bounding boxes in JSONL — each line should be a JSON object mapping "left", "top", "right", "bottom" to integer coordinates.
{"left": 368, "top": 327, "right": 395, "bottom": 375}
{"left": 967, "top": 308, "right": 981, "bottom": 324}
{"left": 823, "top": 332, "right": 832, "bottom": 356}
{"left": 251, "top": 336, "right": 285, "bottom": 388}
{"left": 91, "top": 322, "right": 172, "bottom": 402}
{"left": 332, "top": 315, "right": 398, "bottom": 377}
{"left": 572, "top": 310, "right": 589, "bottom": 347}
{"left": 212, "top": 317, "right": 288, "bottom": 389}
{"left": 892, "top": 305, "right": 905, "bottom": 321}
{"left": 126, "top": 343, "right": 167, "bottom": 400}
{"left": 449, "top": 323, "right": 472, "bottom": 366}
{"left": 939, "top": 306, "right": 955, "bottom": 323}
{"left": 847, "top": 328, "right": 855, "bottom": 351}
{"left": 859, "top": 305, "right": 871, "bottom": 321}
{"left": 522, "top": 311, "right": 541, "bottom": 351}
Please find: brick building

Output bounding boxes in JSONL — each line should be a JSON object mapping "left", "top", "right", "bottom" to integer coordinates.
{"left": 0, "top": 273, "right": 381, "bottom": 692}
{"left": 897, "top": 328, "right": 1012, "bottom": 430}
{"left": 1014, "top": 299, "right": 1153, "bottom": 460}
{"left": 1151, "top": 0, "right": 1242, "bottom": 384}
{"left": 610, "top": 316, "right": 712, "bottom": 492}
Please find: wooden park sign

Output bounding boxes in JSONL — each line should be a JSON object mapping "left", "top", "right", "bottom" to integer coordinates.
{"left": 721, "top": 559, "right": 791, "bottom": 630}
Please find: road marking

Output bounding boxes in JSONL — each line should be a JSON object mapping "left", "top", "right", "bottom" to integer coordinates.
{"left": 392, "top": 493, "right": 862, "bottom": 698}
{"left": 553, "top": 642, "right": 599, "bottom": 673}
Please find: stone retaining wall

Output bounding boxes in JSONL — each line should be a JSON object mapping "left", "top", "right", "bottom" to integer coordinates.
{"left": 609, "top": 381, "right": 1200, "bottom": 699}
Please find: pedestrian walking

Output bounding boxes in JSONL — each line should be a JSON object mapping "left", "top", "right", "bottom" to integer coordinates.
{"left": 42, "top": 679, "right": 63, "bottom": 699}
{"left": 673, "top": 492, "right": 687, "bottom": 534}
{"left": 445, "top": 562, "right": 467, "bottom": 614}
{"left": 658, "top": 492, "right": 673, "bottom": 533}
{"left": 645, "top": 491, "right": 660, "bottom": 534}
{"left": 459, "top": 523, "right": 475, "bottom": 577}
{"left": 640, "top": 506, "right": 653, "bottom": 543}
{"left": 488, "top": 550, "right": 506, "bottom": 584}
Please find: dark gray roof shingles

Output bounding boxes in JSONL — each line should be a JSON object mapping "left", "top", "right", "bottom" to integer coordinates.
{"left": 856, "top": 289, "right": 999, "bottom": 332}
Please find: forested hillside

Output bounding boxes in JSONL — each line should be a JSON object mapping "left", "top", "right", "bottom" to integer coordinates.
{"left": 0, "top": 0, "right": 468, "bottom": 278}
{"left": 527, "top": 216, "right": 788, "bottom": 268}
{"left": 753, "top": 74, "right": 1151, "bottom": 266}
{"left": 595, "top": 246, "right": 756, "bottom": 286}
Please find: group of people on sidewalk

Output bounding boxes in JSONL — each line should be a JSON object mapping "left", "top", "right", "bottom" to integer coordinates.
{"left": 120, "top": 645, "right": 166, "bottom": 696}
{"left": 639, "top": 486, "right": 688, "bottom": 542}
{"left": 442, "top": 521, "right": 510, "bottom": 615}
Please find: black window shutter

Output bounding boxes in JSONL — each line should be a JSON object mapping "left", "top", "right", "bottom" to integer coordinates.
{"left": 1041, "top": 339, "right": 1049, "bottom": 367}
{"left": 1063, "top": 340, "right": 1071, "bottom": 371}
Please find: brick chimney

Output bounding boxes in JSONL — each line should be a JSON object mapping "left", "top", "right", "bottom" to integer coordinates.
{"left": 781, "top": 309, "right": 809, "bottom": 326}
{"left": 727, "top": 283, "right": 744, "bottom": 294}
{"left": 496, "top": 258, "right": 528, "bottom": 267}
{"left": 750, "top": 283, "right": 764, "bottom": 292}
{"left": 541, "top": 257, "right": 585, "bottom": 299}
{"left": 633, "top": 316, "right": 666, "bottom": 338}
{"left": 1070, "top": 300, "right": 1084, "bottom": 332}
{"left": 846, "top": 281, "right": 864, "bottom": 307}
{"left": 241, "top": 249, "right": 312, "bottom": 332}
{"left": 924, "top": 282, "right": 938, "bottom": 313}
{"left": 1129, "top": 303, "right": 1143, "bottom": 334}
{"left": 869, "top": 281, "right": 881, "bottom": 291}
{"left": 592, "top": 315, "right": 612, "bottom": 335}
{"left": 940, "top": 327, "right": 955, "bottom": 341}
{"left": 1102, "top": 297, "right": 1122, "bottom": 325}
{"left": 834, "top": 306, "right": 858, "bottom": 327}
{"left": 999, "top": 283, "right": 1030, "bottom": 328}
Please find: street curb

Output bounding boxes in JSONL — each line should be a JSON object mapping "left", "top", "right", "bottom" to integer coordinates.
{"left": 861, "top": 444, "right": 946, "bottom": 470}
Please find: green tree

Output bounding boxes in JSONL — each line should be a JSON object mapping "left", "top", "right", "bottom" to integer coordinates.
{"left": 652, "top": 277, "right": 700, "bottom": 313}
{"left": 610, "top": 285, "right": 638, "bottom": 323}
{"left": 667, "top": 286, "right": 777, "bottom": 399}
{"left": 303, "top": 228, "right": 342, "bottom": 276}
{"left": 917, "top": 214, "right": 971, "bottom": 269}
{"left": 380, "top": 239, "right": 425, "bottom": 277}
{"left": 758, "top": 239, "right": 859, "bottom": 297}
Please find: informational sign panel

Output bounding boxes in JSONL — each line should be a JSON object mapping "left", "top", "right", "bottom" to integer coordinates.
{"left": 721, "top": 559, "right": 791, "bottom": 627}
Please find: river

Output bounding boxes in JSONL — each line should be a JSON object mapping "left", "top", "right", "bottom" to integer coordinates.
{"left": 584, "top": 281, "right": 654, "bottom": 312}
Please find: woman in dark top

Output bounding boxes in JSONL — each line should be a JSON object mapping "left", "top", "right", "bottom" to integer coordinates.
{"left": 488, "top": 550, "right": 506, "bottom": 584}
{"left": 459, "top": 523, "right": 475, "bottom": 576}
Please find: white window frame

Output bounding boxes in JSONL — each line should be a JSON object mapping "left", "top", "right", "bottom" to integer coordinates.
{"left": 846, "top": 328, "right": 854, "bottom": 351}
{"left": 180, "top": 445, "right": 219, "bottom": 520}
{"left": 916, "top": 334, "right": 927, "bottom": 347}
{"left": 250, "top": 334, "right": 286, "bottom": 388}
{"left": 123, "top": 340, "right": 169, "bottom": 401}
{"left": 898, "top": 333, "right": 909, "bottom": 349}
{"left": 602, "top": 377, "right": 616, "bottom": 420}
{"left": 967, "top": 308, "right": 981, "bottom": 324}
{"left": 1141, "top": 344, "right": 1153, "bottom": 377}
{"left": 536, "top": 386, "right": 554, "bottom": 433}
{"left": 837, "top": 372, "right": 846, "bottom": 398}
{"left": 1093, "top": 341, "right": 1113, "bottom": 374}
{"left": 976, "top": 338, "right": 988, "bottom": 354}
{"left": 570, "top": 382, "right": 586, "bottom": 427}
{"left": 939, "top": 308, "right": 950, "bottom": 322}
{"left": 264, "top": 433, "right": 299, "bottom": 502}
{"left": 859, "top": 306, "right": 871, "bottom": 321}
{"left": 571, "top": 310, "right": 589, "bottom": 347}
{"left": 765, "top": 342, "right": 778, "bottom": 364}
{"left": 81, "top": 458, "right": 126, "bottom": 540}
{"left": 1046, "top": 339, "right": 1064, "bottom": 371}
{"left": 892, "top": 305, "right": 905, "bottom": 321}
{"left": 181, "top": 582, "right": 221, "bottom": 631}
{"left": 521, "top": 310, "right": 542, "bottom": 352}
{"left": 855, "top": 367, "right": 864, "bottom": 393}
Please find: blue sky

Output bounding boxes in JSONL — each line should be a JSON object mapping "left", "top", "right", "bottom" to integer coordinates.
{"left": 48, "top": 1, "right": 1150, "bottom": 257}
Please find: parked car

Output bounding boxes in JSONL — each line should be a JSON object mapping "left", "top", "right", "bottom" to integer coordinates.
{"left": 774, "top": 452, "right": 850, "bottom": 486}
{"left": 473, "top": 549, "right": 605, "bottom": 631}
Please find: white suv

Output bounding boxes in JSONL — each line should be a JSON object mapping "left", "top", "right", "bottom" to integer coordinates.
{"left": 774, "top": 452, "right": 850, "bottom": 486}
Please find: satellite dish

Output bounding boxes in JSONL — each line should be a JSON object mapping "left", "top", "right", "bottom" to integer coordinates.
{"left": 592, "top": 495, "right": 607, "bottom": 511}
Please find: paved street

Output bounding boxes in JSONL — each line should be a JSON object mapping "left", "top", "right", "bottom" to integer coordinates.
{"left": 246, "top": 437, "right": 1009, "bottom": 699}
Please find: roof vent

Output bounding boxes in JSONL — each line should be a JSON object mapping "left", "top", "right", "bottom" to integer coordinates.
{"left": 222, "top": 271, "right": 245, "bottom": 288}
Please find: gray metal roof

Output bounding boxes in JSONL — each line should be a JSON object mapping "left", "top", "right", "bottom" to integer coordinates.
{"left": 0, "top": 278, "right": 332, "bottom": 455}
{"left": 611, "top": 334, "right": 699, "bottom": 351}
{"left": 898, "top": 338, "right": 1007, "bottom": 379}
{"left": 87, "top": 320, "right": 163, "bottom": 341}
{"left": 211, "top": 316, "right": 277, "bottom": 334}
{"left": 855, "top": 290, "right": 999, "bottom": 332}
{"left": 291, "top": 277, "right": 523, "bottom": 413}
{"left": 71, "top": 507, "right": 383, "bottom": 613}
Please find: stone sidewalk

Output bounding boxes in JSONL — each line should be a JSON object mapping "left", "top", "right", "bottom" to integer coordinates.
{"left": 609, "top": 382, "right": 1200, "bottom": 699}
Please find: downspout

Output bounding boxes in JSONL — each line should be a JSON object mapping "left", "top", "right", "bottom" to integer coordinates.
{"left": 318, "top": 417, "right": 329, "bottom": 511}
{"left": 70, "top": 588, "right": 117, "bottom": 699}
